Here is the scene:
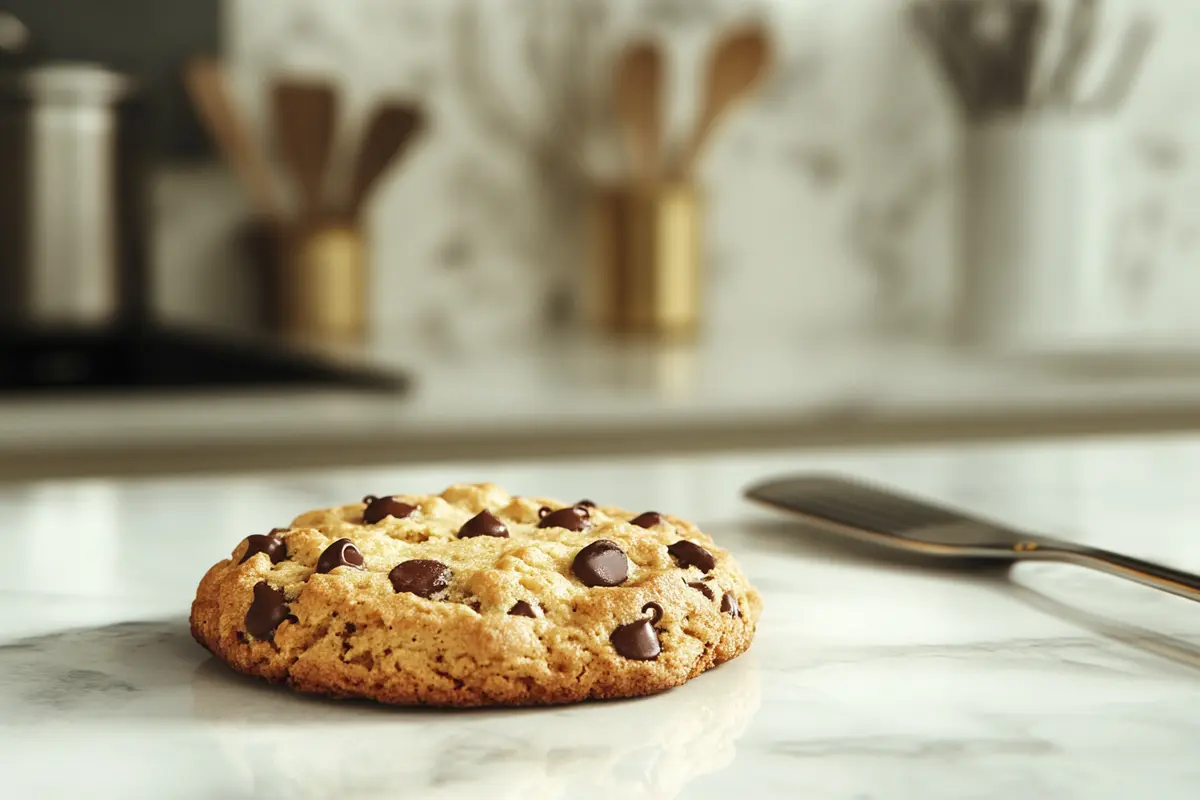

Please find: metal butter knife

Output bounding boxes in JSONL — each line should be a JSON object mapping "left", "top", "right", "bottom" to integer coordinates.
{"left": 745, "top": 474, "right": 1200, "bottom": 602}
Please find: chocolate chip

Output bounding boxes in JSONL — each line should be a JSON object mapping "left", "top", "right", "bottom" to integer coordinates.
{"left": 667, "top": 540, "right": 715, "bottom": 573}
{"left": 458, "top": 509, "right": 509, "bottom": 539}
{"left": 630, "top": 511, "right": 665, "bottom": 528}
{"left": 538, "top": 506, "right": 551, "bottom": 519}
{"left": 245, "top": 582, "right": 289, "bottom": 640}
{"left": 571, "top": 539, "right": 629, "bottom": 587}
{"left": 721, "top": 592, "right": 740, "bottom": 617}
{"left": 389, "top": 559, "right": 451, "bottom": 597}
{"left": 362, "top": 495, "right": 417, "bottom": 525}
{"left": 240, "top": 532, "right": 287, "bottom": 564}
{"left": 539, "top": 505, "right": 589, "bottom": 531}
{"left": 316, "top": 538, "right": 365, "bottom": 573}
{"left": 610, "top": 602, "right": 663, "bottom": 660}
{"left": 687, "top": 580, "right": 715, "bottom": 600}
{"left": 576, "top": 499, "right": 596, "bottom": 508}
{"left": 508, "top": 600, "right": 538, "bottom": 617}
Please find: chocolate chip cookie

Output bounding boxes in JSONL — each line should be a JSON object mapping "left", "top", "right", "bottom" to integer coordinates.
{"left": 190, "top": 483, "right": 761, "bottom": 706}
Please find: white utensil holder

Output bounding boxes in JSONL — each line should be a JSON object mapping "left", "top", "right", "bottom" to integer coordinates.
{"left": 958, "top": 116, "right": 1117, "bottom": 353}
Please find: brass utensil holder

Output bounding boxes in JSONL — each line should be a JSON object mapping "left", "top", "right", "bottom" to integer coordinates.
{"left": 278, "top": 221, "right": 367, "bottom": 342}
{"left": 589, "top": 182, "right": 703, "bottom": 339}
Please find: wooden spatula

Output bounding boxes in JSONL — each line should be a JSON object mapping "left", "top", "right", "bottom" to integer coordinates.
{"left": 345, "top": 103, "right": 425, "bottom": 221}
{"left": 678, "top": 25, "right": 772, "bottom": 178}
{"left": 184, "top": 57, "right": 282, "bottom": 224}
{"left": 271, "top": 80, "right": 337, "bottom": 221}
{"left": 614, "top": 40, "right": 664, "bottom": 185}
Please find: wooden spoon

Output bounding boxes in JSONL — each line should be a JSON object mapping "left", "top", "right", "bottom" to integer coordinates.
{"left": 678, "top": 25, "right": 772, "bottom": 178}
{"left": 346, "top": 103, "right": 425, "bottom": 220}
{"left": 271, "top": 80, "right": 337, "bottom": 221}
{"left": 184, "top": 57, "right": 281, "bottom": 224}
{"left": 614, "top": 40, "right": 664, "bottom": 185}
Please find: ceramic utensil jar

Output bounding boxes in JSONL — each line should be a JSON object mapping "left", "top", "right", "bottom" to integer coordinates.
{"left": 958, "top": 114, "right": 1116, "bottom": 352}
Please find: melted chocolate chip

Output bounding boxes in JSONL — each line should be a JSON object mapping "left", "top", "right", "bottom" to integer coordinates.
{"left": 458, "top": 509, "right": 509, "bottom": 539}
{"left": 571, "top": 539, "right": 629, "bottom": 587}
{"left": 687, "top": 580, "right": 715, "bottom": 600}
{"left": 539, "top": 505, "right": 589, "bottom": 531}
{"left": 721, "top": 592, "right": 740, "bottom": 617}
{"left": 245, "top": 582, "right": 289, "bottom": 640}
{"left": 576, "top": 499, "right": 596, "bottom": 508}
{"left": 667, "top": 540, "right": 715, "bottom": 573}
{"left": 240, "top": 532, "right": 287, "bottom": 564}
{"left": 316, "top": 538, "right": 365, "bottom": 573}
{"left": 362, "top": 495, "right": 417, "bottom": 525}
{"left": 508, "top": 600, "right": 538, "bottom": 617}
{"left": 630, "top": 511, "right": 666, "bottom": 528}
{"left": 610, "top": 602, "right": 663, "bottom": 660}
{"left": 389, "top": 559, "right": 451, "bottom": 597}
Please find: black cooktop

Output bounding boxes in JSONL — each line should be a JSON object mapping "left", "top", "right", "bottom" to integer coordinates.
{"left": 0, "top": 325, "right": 409, "bottom": 395}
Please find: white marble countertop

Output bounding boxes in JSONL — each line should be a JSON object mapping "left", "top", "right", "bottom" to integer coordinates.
{"left": 5, "top": 338, "right": 1200, "bottom": 479}
{"left": 4, "top": 433, "right": 1200, "bottom": 798}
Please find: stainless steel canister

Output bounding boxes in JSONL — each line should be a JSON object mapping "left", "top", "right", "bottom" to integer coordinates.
{"left": 0, "top": 62, "right": 151, "bottom": 330}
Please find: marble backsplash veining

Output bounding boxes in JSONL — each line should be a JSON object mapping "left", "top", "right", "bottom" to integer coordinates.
{"left": 157, "top": 0, "right": 1200, "bottom": 351}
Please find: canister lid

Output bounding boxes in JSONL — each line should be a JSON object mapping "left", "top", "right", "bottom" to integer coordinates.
{"left": 0, "top": 12, "right": 31, "bottom": 58}
{"left": 0, "top": 61, "right": 136, "bottom": 105}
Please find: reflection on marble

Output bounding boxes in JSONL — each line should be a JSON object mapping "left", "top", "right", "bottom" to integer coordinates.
{"left": 0, "top": 618, "right": 758, "bottom": 799}
{"left": 191, "top": 648, "right": 759, "bottom": 800}
{"left": 6, "top": 436, "right": 1200, "bottom": 797}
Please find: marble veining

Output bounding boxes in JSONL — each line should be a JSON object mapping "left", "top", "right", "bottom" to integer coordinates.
{"left": 5, "top": 436, "right": 1200, "bottom": 797}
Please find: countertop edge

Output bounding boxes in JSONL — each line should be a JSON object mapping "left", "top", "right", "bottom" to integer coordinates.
{"left": 4, "top": 400, "right": 1198, "bottom": 481}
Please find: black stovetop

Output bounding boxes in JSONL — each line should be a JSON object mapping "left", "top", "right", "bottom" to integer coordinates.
{"left": 0, "top": 325, "right": 409, "bottom": 395}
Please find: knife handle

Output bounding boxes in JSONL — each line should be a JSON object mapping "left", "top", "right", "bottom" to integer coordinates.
{"left": 1038, "top": 543, "right": 1200, "bottom": 602}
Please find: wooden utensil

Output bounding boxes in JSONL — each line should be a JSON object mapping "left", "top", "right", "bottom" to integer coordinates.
{"left": 613, "top": 40, "right": 664, "bottom": 184}
{"left": 1083, "top": 16, "right": 1155, "bottom": 112}
{"left": 345, "top": 103, "right": 424, "bottom": 220}
{"left": 912, "top": 0, "right": 1047, "bottom": 120}
{"left": 678, "top": 24, "right": 772, "bottom": 177}
{"left": 271, "top": 80, "right": 337, "bottom": 221}
{"left": 1043, "top": 0, "right": 1100, "bottom": 108}
{"left": 747, "top": 474, "right": 1200, "bottom": 602}
{"left": 184, "top": 57, "right": 282, "bottom": 224}
{"left": 985, "top": 0, "right": 1046, "bottom": 112}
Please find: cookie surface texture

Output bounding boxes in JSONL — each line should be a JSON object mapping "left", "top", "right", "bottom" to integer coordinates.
{"left": 190, "top": 483, "right": 761, "bottom": 706}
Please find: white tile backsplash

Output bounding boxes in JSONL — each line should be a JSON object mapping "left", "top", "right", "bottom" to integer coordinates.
{"left": 155, "top": 0, "right": 1200, "bottom": 352}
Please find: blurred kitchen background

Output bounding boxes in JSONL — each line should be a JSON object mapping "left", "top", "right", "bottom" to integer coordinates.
{"left": 3, "top": 0, "right": 1200, "bottom": 480}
